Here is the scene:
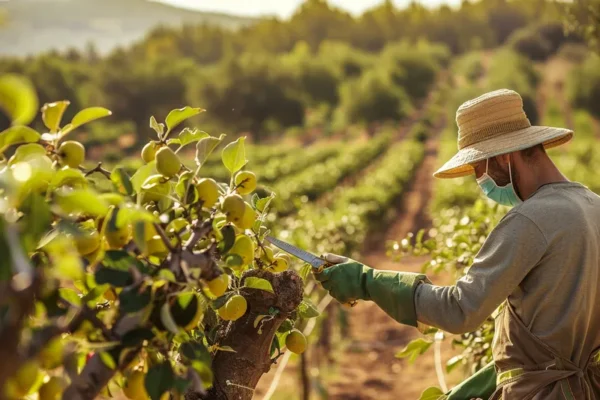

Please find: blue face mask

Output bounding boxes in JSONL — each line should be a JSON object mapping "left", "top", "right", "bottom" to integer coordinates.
{"left": 476, "top": 159, "right": 522, "bottom": 207}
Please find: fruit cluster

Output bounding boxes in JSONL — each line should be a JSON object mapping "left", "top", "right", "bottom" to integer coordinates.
{"left": 0, "top": 103, "right": 313, "bottom": 400}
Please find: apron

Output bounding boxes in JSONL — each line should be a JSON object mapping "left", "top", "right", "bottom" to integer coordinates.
{"left": 490, "top": 301, "right": 600, "bottom": 400}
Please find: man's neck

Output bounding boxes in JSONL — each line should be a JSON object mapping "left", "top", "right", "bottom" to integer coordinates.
{"left": 519, "top": 156, "right": 569, "bottom": 200}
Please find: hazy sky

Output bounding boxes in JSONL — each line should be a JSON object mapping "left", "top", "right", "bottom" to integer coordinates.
{"left": 157, "top": 0, "right": 459, "bottom": 18}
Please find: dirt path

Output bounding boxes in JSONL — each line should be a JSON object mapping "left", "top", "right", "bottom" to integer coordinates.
{"left": 322, "top": 118, "right": 462, "bottom": 400}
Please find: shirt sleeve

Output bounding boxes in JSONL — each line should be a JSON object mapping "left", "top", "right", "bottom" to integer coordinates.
{"left": 415, "top": 211, "right": 548, "bottom": 334}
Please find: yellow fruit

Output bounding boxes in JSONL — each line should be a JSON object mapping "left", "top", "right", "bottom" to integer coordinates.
{"left": 58, "top": 140, "right": 85, "bottom": 168}
{"left": 206, "top": 274, "right": 229, "bottom": 297}
{"left": 271, "top": 256, "right": 289, "bottom": 272}
{"left": 155, "top": 147, "right": 181, "bottom": 179}
{"left": 123, "top": 370, "right": 149, "bottom": 400}
{"left": 105, "top": 223, "right": 132, "bottom": 249}
{"left": 228, "top": 234, "right": 255, "bottom": 265}
{"left": 234, "top": 171, "right": 257, "bottom": 195}
{"left": 218, "top": 295, "right": 247, "bottom": 321}
{"left": 38, "top": 377, "right": 65, "bottom": 400}
{"left": 236, "top": 203, "right": 256, "bottom": 230}
{"left": 141, "top": 141, "right": 160, "bottom": 163}
{"left": 196, "top": 178, "right": 220, "bottom": 208}
{"left": 285, "top": 329, "right": 307, "bottom": 354}
{"left": 74, "top": 228, "right": 101, "bottom": 256}
{"left": 144, "top": 235, "right": 168, "bottom": 257}
{"left": 222, "top": 194, "right": 245, "bottom": 225}
{"left": 142, "top": 181, "right": 171, "bottom": 203}
{"left": 4, "top": 361, "right": 40, "bottom": 398}
{"left": 39, "top": 338, "right": 64, "bottom": 370}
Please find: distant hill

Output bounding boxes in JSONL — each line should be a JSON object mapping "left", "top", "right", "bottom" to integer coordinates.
{"left": 0, "top": 0, "right": 256, "bottom": 56}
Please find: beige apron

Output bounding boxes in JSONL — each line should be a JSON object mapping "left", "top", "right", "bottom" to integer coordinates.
{"left": 490, "top": 302, "right": 600, "bottom": 400}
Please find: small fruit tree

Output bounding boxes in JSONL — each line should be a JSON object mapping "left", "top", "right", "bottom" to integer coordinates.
{"left": 0, "top": 96, "right": 315, "bottom": 400}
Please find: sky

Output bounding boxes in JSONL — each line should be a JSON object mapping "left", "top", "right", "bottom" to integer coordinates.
{"left": 156, "top": 0, "right": 460, "bottom": 18}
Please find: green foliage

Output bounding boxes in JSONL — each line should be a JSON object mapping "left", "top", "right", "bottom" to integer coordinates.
{"left": 567, "top": 54, "right": 600, "bottom": 119}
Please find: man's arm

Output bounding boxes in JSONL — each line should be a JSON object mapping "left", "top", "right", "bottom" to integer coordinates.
{"left": 415, "top": 212, "right": 548, "bottom": 334}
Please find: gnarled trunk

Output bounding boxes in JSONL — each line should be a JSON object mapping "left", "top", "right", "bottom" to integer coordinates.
{"left": 187, "top": 269, "right": 304, "bottom": 400}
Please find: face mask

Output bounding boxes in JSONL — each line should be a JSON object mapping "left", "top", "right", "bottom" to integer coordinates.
{"left": 476, "top": 159, "right": 522, "bottom": 207}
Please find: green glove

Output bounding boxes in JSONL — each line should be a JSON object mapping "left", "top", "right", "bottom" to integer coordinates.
{"left": 315, "top": 254, "right": 430, "bottom": 327}
{"left": 445, "top": 361, "right": 497, "bottom": 400}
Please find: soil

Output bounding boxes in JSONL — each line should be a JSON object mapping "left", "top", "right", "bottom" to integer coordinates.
{"left": 254, "top": 115, "right": 464, "bottom": 400}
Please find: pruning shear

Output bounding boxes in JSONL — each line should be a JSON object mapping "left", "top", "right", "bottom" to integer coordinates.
{"left": 265, "top": 236, "right": 358, "bottom": 308}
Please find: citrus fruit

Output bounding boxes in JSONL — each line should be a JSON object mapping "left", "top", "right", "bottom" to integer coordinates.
{"left": 222, "top": 194, "right": 245, "bottom": 225}
{"left": 196, "top": 178, "right": 220, "bottom": 208}
{"left": 228, "top": 234, "right": 254, "bottom": 265}
{"left": 123, "top": 369, "right": 149, "bottom": 400}
{"left": 141, "top": 141, "right": 160, "bottom": 163}
{"left": 285, "top": 329, "right": 307, "bottom": 354}
{"left": 206, "top": 274, "right": 229, "bottom": 297}
{"left": 234, "top": 171, "right": 257, "bottom": 195}
{"left": 155, "top": 147, "right": 180, "bottom": 179}
{"left": 58, "top": 140, "right": 85, "bottom": 168}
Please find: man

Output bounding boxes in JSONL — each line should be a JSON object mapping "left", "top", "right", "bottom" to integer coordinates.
{"left": 315, "top": 89, "right": 600, "bottom": 399}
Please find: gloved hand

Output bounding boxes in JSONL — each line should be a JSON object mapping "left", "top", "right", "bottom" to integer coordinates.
{"left": 314, "top": 253, "right": 431, "bottom": 327}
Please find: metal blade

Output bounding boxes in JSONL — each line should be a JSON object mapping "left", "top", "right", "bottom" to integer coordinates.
{"left": 265, "top": 236, "right": 327, "bottom": 269}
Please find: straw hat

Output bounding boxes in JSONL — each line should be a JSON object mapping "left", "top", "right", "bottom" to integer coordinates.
{"left": 434, "top": 89, "right": 573, "bottom": 179}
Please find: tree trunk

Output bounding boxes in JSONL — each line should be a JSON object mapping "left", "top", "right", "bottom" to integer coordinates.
{"left": 300, "top": 352, "right": 310, "bottom": 400}
{"left": 187, "top": 269, "right": 303, "bottom": 400}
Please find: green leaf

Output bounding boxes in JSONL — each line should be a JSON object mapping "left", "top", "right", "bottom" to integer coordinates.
{"left": 250, "top": 193, "right": 260, "bottom": 209}
{"left": 165, "top": 106, "right": 205, "bottom": 135}
{"left": 7, "top": 143, "right": 46, "bottom": 164}
{"left": 145, "top": 362, "right": 174, "bottom": 400}
{"left": 0, "top": 74, "right": 38, "bottom": 125}
{"left": 180, "top": 341, "right": 211, "bottom": 364}
{"left": 98, "top": 351, "right": 116, "bottom": 370}
{"left": 59, "top": 287, "right": 81, "bottom": 306}
{"left": 102, "top": 250, "right": 147, "bottom": 273}
{"left": 49, "top": 168, "right": 87, "bottom": 190}
{"left": 418, "top": 387, "right": 447, "bottom": 400}
{"left": 150, "top": 116, "right": 165, "bottom": 138}
{"left": 195, "top": 134, "right": 225, "bottom": 166}
{"left": 62, "top": 107, "right": 112, "bottom": 135}
{"left": 121, "top": 328, "right": 155, "bottom": 348}
{"left": 395, "top": 338, "right": 433, "bottom": 363}
{"left": 41, "top": 101, "right": 70, "bottom": 132}
{"left": 217, "top": 225, "right": 236, "bottom": 253}
{"left": 243, "top": 277, "right": 274, "bottom": 293}
{"left": 117, "top": 204, "right": 157, "bottom": 227}
{"left": 110, "top": 167, "right": 134, "bottom": 196}
{"left": 225, "top": 254, "right": 243, "bottom": 268}
{"left": 94, "top": 267, "right": 132, "bottom": 288}
{"left": 55, "top": 188, "right": 109, "bottom": 216}
{"left": 277, "top": 319, "right": 294, "bottom": 333}
{"left": 119, "top": 285, "right": 152, "bottom": 313}
{"left": 0, "top": 126, "right": 41, "bottom": 153}
{"left": 297, "top": 299, "right": 320, "bottom": 319}
{"left": 178, "top": 128, "right": 209, "bottom": 147}
{"left": 256, "top": 193, "right": 275, "bottom": 213}
{"left": 221, "top": 137, "right": 247, "bottom": 175}
{"left": 130, "top": 161, "right": 157, "bottom": 193}
{"left": 299, "top": 264, "right": 312, "bottom": 282}
{"left": 160, "top": 302, "right": 181, "bottom": 335}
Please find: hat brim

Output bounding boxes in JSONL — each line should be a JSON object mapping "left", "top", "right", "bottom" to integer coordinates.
{"left": 433, "top": 126, "right": 573, "bottom": 179}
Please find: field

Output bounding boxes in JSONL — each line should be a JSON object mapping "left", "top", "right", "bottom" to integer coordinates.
{"left": 0, "top": 1, "right": 599, "bottom": 400}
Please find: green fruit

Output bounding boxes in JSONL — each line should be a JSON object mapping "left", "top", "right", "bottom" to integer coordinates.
{"left": 218, "top": 294, "right": 247, "bottom": 321}
{"left": 206, "top": 274, "right": 229, "bottom": 297}
{"left": 142, "top": 181, "right": 171, "bottom": 203}
{"left": 123, "top": 370, "right": 149, "bottom": 400}
{"left": 141, "top": 141, "right": 160, "bottom": 163}
{"left": 234, "top": 171, "right": 257, "bottom": 195}
{"left": 105, "top": 223, "right": 132, "bottom": 249}
{"left": 222, "top": 194, "right": 245, "bottom": 225}
{"left": 38, "top": 337, "right": 64, "bottom": 370}
{"left": 286, "top": 329, "right": 307, "bottom": 354}
{"left": 271, "top": 256, "right": 289, "bottom": 272}
{"left": 74, "top": 228, "right": 101, "bottom": 256}
{"left": 58, "top": 140, "right": 85, "bottom": 168}
{"left": 259, "top": 246, "right": 274, "bottom": 264}
{"left": 228, "top": 234, "right": 255, "bottom": 265}
{"left": 196, "top": 178, "right": 220, "bottom": 208}
{"left": 38, "top": 377, "right": 65, "bottom": 400}
{"left": 155, "top": 147, "right": 181, "bottom": 179}
{"left": 237, "top": 203, "right": 256, "bottom": 230}
{"left": 4, "top": 361, "right": 40, "bottom": 398}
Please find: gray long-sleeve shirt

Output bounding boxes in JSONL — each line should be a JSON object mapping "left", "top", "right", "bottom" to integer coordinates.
{"left": 415, "top": 182, "right": 600, "bottom": 365}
